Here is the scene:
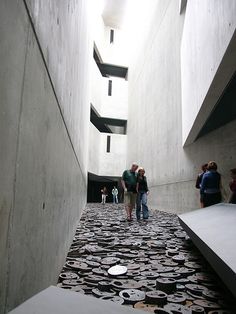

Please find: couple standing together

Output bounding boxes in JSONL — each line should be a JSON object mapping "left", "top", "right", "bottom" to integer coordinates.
{"left": 121, "top": 162, "right": 149, "bottom": 221}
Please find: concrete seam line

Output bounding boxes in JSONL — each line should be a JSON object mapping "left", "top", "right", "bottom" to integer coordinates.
{"left": 5, "top": 19, "right": 30, "bottom": 312}
{"left": 22, "top": 0, "right": 86, "bottom": 184}
{"left": 149, "top": 178, "right": 195, "bottom": 187}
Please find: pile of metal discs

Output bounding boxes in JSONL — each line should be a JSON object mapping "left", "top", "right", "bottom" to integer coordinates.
{"left": 58, "top": 204, "right": 236, "bottom": 313}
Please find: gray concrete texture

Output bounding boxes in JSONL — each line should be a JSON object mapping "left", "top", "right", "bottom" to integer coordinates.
{"left": 25, "top": 0, "right": 92, "bottom": 175}
{"left": 181, "top": 0, "right": 236, "bottom": 145}
{"left": 127, "top": 0, "right": 236, "bottom": 213}
{"left": 0, "top": 0, "right": 91, "bottom": 312}
{"left": 8, "top": 286, "right": 147, "bottom": 314}
{"left": 179, "top": 203, "right": 236, "bottom": 298}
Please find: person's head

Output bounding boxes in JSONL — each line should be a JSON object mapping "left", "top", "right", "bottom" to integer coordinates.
{"left": 201, "top": 163, "right": 208, "bottom": 172}
{"left": 130, "top": 162, "right": 138, "bottom": 172}
{"left": 138, "top": 167, "right": 145, "bottom": 176}
{"left": 230, "top": 168, "right": 236, "bottom": 179}
{"left": 113, "top": 186, "right": 116, "bottom": 189}
{"left": 207, "top": 161, "right": 217, "bottom": 171}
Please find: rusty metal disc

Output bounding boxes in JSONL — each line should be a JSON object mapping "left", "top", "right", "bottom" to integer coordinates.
{"left": 190, "top": 305, "right": 205, "bottom": 314}
{"left": 66, "top": 261, "right": 91, "bottom": 272}
{"left": 101, "top": 257, "right": 120, "bottom": 266}
{"left": 119, "top": 289, "right": 146, "bottom": 304}
{"left": 97, "top": 280, "right": 111, "bottom": 291}
{"left": 193, "top": 299, "right": 221, "bottom": 310}
{"left": 59, "top": 272, "right": 78, "bottom": 281}
{"left": 140, "top": 271, "right": 159, "bottom": 280}
{"left": 164, "top": 303, "right": 191, "bottom": 314}
{"left": 134, "top": 301, "right": 159, "bottom": 312}
{"left": 145, "top": 290, "right": 168, "bottom": 305}
{"left": 156, "top": 278, "right": 176, "bottom": 294}
{"left": 185, "top": 284, "right": 207, "bottom": 296}
{"left": 167, "top": 291, "right": 187, "bottom": 304}
{"left": 111, "top": 279, "right": 143, "bottom": 290}
{"left": 92, "top": 288, "right": 116, "bottom": 298}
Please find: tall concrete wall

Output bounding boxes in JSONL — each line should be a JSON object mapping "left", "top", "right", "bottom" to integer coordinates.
{"left": 0, "top": 1, "right": 91, "bottom": 312}
{"left": 127, "top": 0, "right": 236, "bottom": 213}
{"left": 181, "top": 0, "right": 236, "bottom": 145}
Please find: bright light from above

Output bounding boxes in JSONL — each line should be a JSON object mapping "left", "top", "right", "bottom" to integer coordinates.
{"left": 121, "top": 0, "right": 156, "bottom": 64}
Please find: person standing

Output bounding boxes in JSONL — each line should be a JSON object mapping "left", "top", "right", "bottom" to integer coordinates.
{"left": 136, "top": 167, "right": 149, "bottom": 220}
{"left": 121, "top": 162, "right": 139, "bottom": 221}
{"left": 195, "top": 163, "right": 208, "bottom": 208}
{"left": 101, "top": 186, "right": 108, "bottom": 204}
{"left": 200, "top": 161, "right": 222, "bottom": 207}
{"left": 229, "top": 168, "right": 236, "bottom": 204}
{"left": 112, "top": 186, "right": 119, "bottom": 204}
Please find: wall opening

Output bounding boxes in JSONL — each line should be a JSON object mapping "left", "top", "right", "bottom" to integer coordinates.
{"left": 106, "top": 135, "right": 111, "bottom": 152}
{"left": 108, "top": 79, "right": 112, "bottom": 96}
{"left": 110, "top": 29, "right": 114, "bottom": 43}
{"left": 87, "top": 173, "right": 122, "bottom": 203}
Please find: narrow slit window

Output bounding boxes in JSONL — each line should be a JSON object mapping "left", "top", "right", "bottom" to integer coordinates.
{"left": 108, "top": 80, "right": 112, "bottom": 96}
{"left": 110, "top": 29, "right": 114, "bottom": 43}
{"left": 106, "top": 135, "right": 111, "bottom": 153}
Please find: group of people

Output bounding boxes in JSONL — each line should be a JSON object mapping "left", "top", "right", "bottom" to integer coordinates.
{"left": 121, "top": 162, "right": 149, "bottom": 221}
{"left": 100, "top": 162, "right": 149, "bottom": 222}
{"left": 101, "top": 186, "right": 119, "bottom": 204}
{"left": 195, "top": 161, "right": 236, "bottom": 207}
{"left": 101, "top": 160, "right": 236, "bottom": 220}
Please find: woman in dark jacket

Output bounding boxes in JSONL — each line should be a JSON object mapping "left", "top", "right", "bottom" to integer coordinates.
{"left": 136, "top": 168, "right": 149, "bottom": 220}
{"left": 200, "top": 161, "right": 222, "bottom": 207}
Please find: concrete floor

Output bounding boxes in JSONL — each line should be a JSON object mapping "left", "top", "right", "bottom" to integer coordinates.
{"left": 56, "top": 203, "right": 236, "bottom": 313}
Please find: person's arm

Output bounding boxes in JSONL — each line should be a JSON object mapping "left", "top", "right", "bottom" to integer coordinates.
{"left": 145, "top": 176, "right": 149, "bottom": 195}
{"left": 121, "top": 171, "right": 127, "bottom": 192}
{"left": 200, "top": 174, "right": 206, "bottom": 195}
{"left": 121, "top": 180, "right": 127, "bottom": 191}
{"left": 136, "top": 182, "right": 139, "bottom": 193}
{"left": 195, "top": 175, "right": 201, "bottom": 189}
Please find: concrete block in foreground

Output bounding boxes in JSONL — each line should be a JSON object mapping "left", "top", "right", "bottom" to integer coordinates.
{"left": 8, "top": 286, "right": 147, "bottom": 314}
{"left": 178, "top": 203, "right": 236, "bottom": 298}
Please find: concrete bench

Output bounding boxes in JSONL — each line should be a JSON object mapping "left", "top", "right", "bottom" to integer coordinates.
{"left": 178, "top": 203, "right": 236, "bottom": 298}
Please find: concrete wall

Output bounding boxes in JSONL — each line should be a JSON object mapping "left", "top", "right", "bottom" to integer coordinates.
{"left": 89, "top": 124, "right": 101, "bottom": 176}
{"left": 100, "top": 77, "right": 128, "bottom": 120}
{"left": 88, "top": 124, "right": 127, "bottom": 177}
{"left": 91, "top": 61, "right": 128, "bottom": 120}
{"left": 127, "top": 0, "right": 236, "bottom": 213}
{"left": 0, "top": 1, "right": 91, "bottom": 312}
{"left": 102, "top": 26, "right": 129, "bottom": 66}
{"left": 181, "top": 0, "right": 236, "bottom": 145}
{"left": 91, "top": 61, "right": 103, "bottom": 114}
{"left": 99, "top": 133, "right": 127, "bottom": 177}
